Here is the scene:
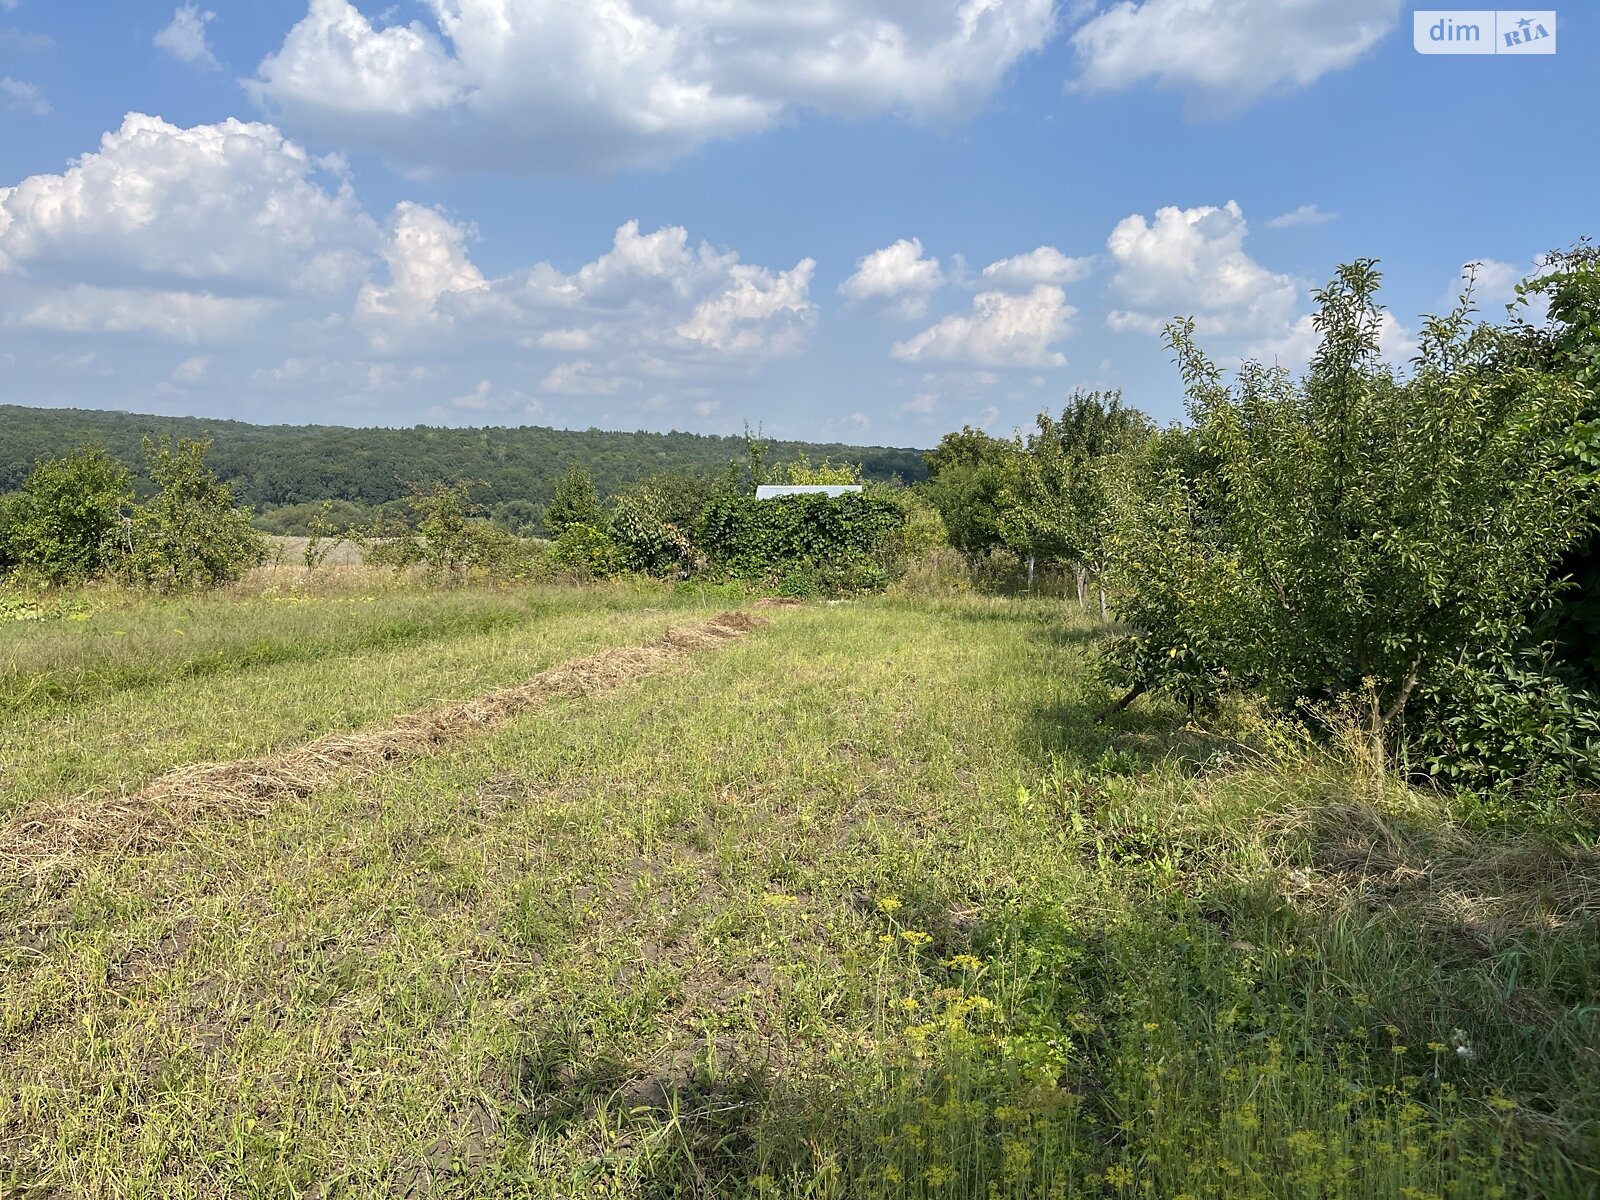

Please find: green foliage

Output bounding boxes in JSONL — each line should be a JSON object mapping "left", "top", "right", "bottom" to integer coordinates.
{"left": 367, "top": 482, "right": 549, "bottom": 582}
{"left": 301, "top": 502, "right": 345, "bottom": 571}
{"left": 607, "top": 485, "right": 697, "bottom": 577}
{"left": 998, "top": 391, "right": 1154, "bottom": 572}
{"left": 119, "top": 438, "right": 267, "bottom": 592}
{"left": 490, "top": 499, "right": 542, "bottom": 537}
{"left": 549, "top": 523, "right": 627, "bottom": 579}
{"left": 0, "top": 404, "right": 927, "bottom": 512}
{"left": 920, "top": 427, "right": 1015, "bottom": 556}
{"left": 252, "top": 499, "right": 374, "bottom": 537}
{"left": 542, "top": 464, "right": 604, "bottom": 536}
{"left": 878, "top": 489, "right": 951, "bottom": 574}
{"left": 1104, "top": 259, "right": 1599, "bottom": 784}
{"left": 0, "top": 447, "right": 131, "bottom": 584}
{"left": 696, "top": 492, "right": 906, "bottom": 591}
{"left": 1523, "top": 245, "right": 1600, "bottom": 687}
{"left": 770, "top": 450, "right": 864, "bottom": 486}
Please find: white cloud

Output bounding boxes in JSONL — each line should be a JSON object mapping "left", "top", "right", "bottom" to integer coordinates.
{"left": 155, "top": 4, "right": 220, "bottom": 69}
{"left": 675, "top": 258, "right": 818, "bottom": 356}
{"left": 356, "top": 202, "right": 488, "bottom": 327}
{"left": 1105, "top": 200, "right": 1299, "bottom": 338}
{"left": 1072, "top": 0, "right": 1403, "bottom": 112}
{"left": 172, "top": 354, "right": 211, "bottom": 383}
{"left": 840, "top": 238, "right": 945, "bottom": 319}
{"left": 1464, "top": 259, "right": 1520, "bottom": 304}
{"left": 0, "top": 112, "right": 377, "bottom": 292}
{"left": 249, "top": 0, "right": 1058, "bottom": 174}
{"left": 537, "top": 360, "right": 635, "bottom": 396}
{"left": 893, "top": 285, "right": 1075, "bottom": 368}
{"left": 13, "top": 286, "right": 276, "bottom": 341}
{"left": 1265, "top": 203, "right": 1336, "bottom": 230}
{"left": 901, "top": 392, "right": 939, "bottom": 414}
{"left": 981, "top": 245, "right": 1094, "bottom": 288}
{"left": 822, "top": 411, "right": 872, "bottom": 437}
{"left": 0, "top": 114, "right": 822, "bottom": 427}
{"left": 1246, "top": 311, "right": 1415, "bottom": 369}
{"left": 446, "top": 378, "right": 493, "bottom": 409}
{"left": 1, "top": 76, "right": 49, "bottom": 115}
{"left": 534, "top": 328, "right": 595, "bottom": 352}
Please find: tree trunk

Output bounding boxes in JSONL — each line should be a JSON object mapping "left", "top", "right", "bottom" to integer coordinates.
{"left": 1095, "top": 682, "right": 1146, "bottom": 723}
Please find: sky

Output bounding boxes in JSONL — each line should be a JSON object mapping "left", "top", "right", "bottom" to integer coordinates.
{"left": 0, "top": 2, "right": 1591, "bottom": 445}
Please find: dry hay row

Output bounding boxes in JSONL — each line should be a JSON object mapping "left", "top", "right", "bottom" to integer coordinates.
{"left": 1, "top": 611, "right": 769, "bottom": 882}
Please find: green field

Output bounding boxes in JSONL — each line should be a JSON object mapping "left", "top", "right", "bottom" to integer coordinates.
{"left": 2, "top": 583, "right": 1595, "bottom": 1198}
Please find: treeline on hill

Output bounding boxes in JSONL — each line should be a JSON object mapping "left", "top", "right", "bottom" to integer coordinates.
{"left": 921, "top": 248, "right": 1600, "bottom": 812}
{"left": 0, "top": 406, "right": 926, "bottom": 535}
{"left": 0, "top": 426, "right": 941, "bottom": 599}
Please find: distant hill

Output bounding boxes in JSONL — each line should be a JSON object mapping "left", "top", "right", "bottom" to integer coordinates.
{"left": 0, "top": 405, "right": 929, "bottom": 515}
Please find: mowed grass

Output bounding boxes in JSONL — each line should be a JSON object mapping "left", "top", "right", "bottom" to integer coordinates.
{"left": 2, "top": 592, "right": 1596, "bottom": 1199}
{"left": 0, "top": 577, "right": 729, "bottom": 816}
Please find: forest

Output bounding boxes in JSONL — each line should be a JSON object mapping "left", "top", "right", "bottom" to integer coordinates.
{"left": 0, "top": 404, "right": 927, "bottom": 535}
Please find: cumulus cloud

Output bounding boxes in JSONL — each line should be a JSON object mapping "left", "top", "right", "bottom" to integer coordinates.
{"left": 839, "top": 238, "right": 944, "bottom": 318}
{"left": 0, "top": 114, "right": 821, "bottom": 426}
{"left": 1, "top": 76, "right": 49, "bottom": 115}
{"left": 893, "top": 285, "right": 1075, "bottom": 368}
{"left": 1105, "top": 200, "right": 1300, "bottom": 337}
{"left": 155, "top": 4, "right": 220, "bottom": 69}
{"left": 1265, "top": 203, "right": 1336, "bottom": 230}
{"left": 356, "top": 202, "right": 489, "bottom": 329}
{"left": 0, "top": 112, "right": 376, "bottom": 291}
{"left": 352, "top": 215, "right": 820, "bottom": 361}
{"left": 1245, "top": 311, "right": 1414, "bottom": 371}
{"left": 981, "top": 245, "right": 1095, "bottom": 289}
{"left": 248, "top": 0, "right": 1058, "bottom": 174}
{"left": 1072, "top": 0, "right": 1403, "bottom": 112}
{"left": 1455, "top": 257, "right": 1539, "bottom": 315}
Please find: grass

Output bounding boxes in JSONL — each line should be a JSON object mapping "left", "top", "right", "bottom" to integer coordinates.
{"left": 1, "top": 588, "right": 1596, "bottom": 1198}
{"left": 0, "top": 570, "right": 730, "bottom": 817}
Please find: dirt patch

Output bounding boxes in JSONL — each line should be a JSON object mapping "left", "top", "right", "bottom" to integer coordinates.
{"left": 1, "top": 612, "right": 768, "bottom": 881}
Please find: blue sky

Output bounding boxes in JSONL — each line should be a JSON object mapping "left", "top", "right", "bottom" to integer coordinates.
{"left": 0, "top": 2, "right": 1591, "bottom": 444}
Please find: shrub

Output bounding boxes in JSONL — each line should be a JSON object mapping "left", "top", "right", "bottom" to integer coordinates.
{"left": 920, "top": 427, "right": 1014, "bottom": 556}
{"left": 550, "top": 523, "right": 627, "bottom": 580}
{"left": 696, "top": 492, "right": 905, "bottom": 589}
{"left": 608, "top": 485, "right": 697, "bottom": 576}
{"left": 365, "top": 482, "right": 551, "bottom": 582}
{"left": 542, "top": 464, "right": 603, "bottom": 536}
{"left": 1103, "top": 259, "right": 1599, "bottom": 780}
{"left": 119, "top": 438, "right": 266, "bottom": 591}
{"left": 0, "top": 447, "right": 131, "bottom": 584}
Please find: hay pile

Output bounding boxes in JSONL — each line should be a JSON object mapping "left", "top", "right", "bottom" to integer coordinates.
{"left": 3, "top": 611, "right": 767, "bottom": 879}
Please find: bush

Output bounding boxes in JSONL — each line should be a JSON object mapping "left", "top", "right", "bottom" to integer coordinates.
{"left": 1102, "top": 259, "right": 1600, "bottom": 783}
{"left": 696, "top": 492, "right": 905, "bottom": 590}
{"left": 550, "top": 523, "right": 627, "bottom": 580}
{"left": 542, "top": 464, "right": 603, "bottom": 536}
{"left": 608, "top": 485, "right": 697, "bottom": 576}
{"left": 365, "top": 482, "right": 551, "bottom": 582}
{"left": 0, "top": 447, "right": 131, "bottom": 584}
{"left": 119, "top": 438, "right": 266, "bottom": 591}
